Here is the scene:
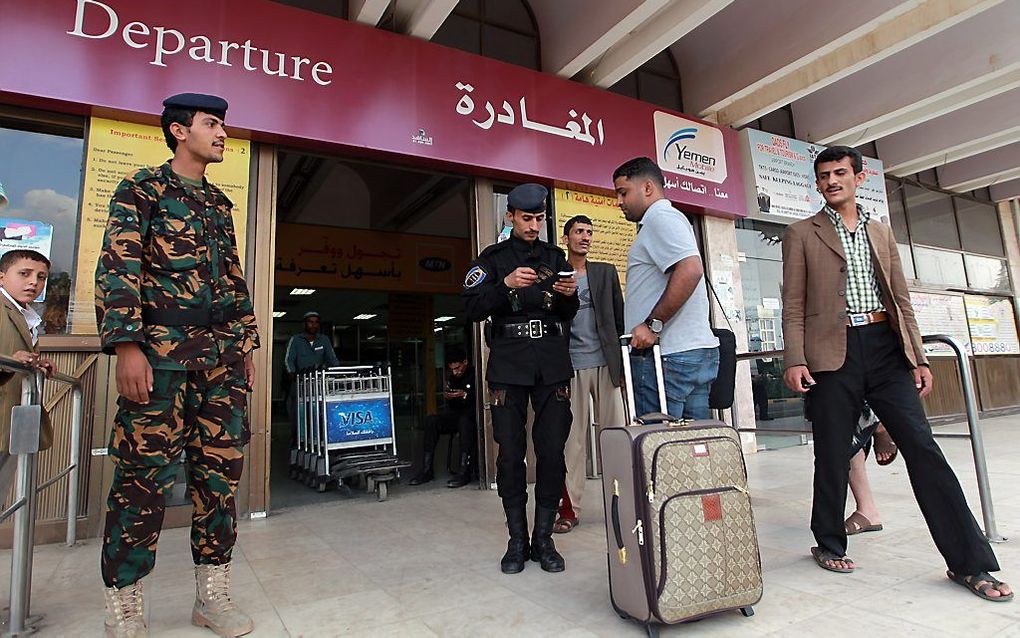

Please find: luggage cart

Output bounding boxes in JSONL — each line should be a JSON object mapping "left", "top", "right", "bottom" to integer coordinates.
{"left": 290, "top": 365, "right": 410, "bottom": 501}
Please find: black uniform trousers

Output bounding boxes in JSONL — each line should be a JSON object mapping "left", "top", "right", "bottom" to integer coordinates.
{"left": 809, "top": 322, "right": 999, "bottom": 575}
{"left": 490, "top": 382, "right": 572, "bottom": 511}
{"left": 422, "top": 409, "right": 476, "bottom": 458}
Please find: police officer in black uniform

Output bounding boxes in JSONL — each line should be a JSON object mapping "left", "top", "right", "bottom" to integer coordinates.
{"left": 462, "top": 183, "right": 579, "bottom": 574}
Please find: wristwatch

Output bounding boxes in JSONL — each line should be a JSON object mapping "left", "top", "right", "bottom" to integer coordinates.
{"left": 645, "top": 317, "right": 664, "bottom": 334}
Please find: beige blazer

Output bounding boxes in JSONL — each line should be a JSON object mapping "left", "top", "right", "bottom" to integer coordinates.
{"left": 0, "top": 296, "right": 51, "bottom": 452}
{"left": 781, "top": 209, "right": 927, "bottom": 373}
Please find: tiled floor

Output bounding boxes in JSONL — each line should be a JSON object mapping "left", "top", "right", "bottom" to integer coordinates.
{"left": 6, "top": 415, "right": 1020, "bottom": 636}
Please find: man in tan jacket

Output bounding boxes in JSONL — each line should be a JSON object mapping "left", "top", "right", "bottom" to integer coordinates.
{"left": 782, "top": 146, "right": 1011, "bottom": 602}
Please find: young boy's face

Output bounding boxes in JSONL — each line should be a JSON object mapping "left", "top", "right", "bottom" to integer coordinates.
{"left": 0, "top": 258, "right": 48, "bottom": 305}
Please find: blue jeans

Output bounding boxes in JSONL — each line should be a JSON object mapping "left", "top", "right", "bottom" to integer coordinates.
{"left": 631, "top": 347, "right": 719, "bottom": 419}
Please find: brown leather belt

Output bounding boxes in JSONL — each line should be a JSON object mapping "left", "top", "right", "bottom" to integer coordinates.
{"left": 846, "top": 310, "right": 888, "bottom": 327}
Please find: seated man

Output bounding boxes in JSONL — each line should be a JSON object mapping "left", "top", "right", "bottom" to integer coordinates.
{"left": 409, "top": 348, "right": 477, "bottom": 488}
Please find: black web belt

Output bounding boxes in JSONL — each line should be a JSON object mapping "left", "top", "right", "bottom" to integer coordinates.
{"left": 142, "top": 307, "right": 242, "bottom": 327}
{"left": 494, "top": 320, "right": 567, "bottom": 339}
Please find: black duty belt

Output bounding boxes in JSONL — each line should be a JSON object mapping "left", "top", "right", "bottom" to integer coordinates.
{"left": 494, "top": 320, "right": 567, "bottom": 339}
{"left": 142, "top": 307, "right": 241, "bottom": 327}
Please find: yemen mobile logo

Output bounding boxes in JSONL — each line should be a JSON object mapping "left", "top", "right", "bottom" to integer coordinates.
{"left": 663, "top": 127, "right": 698, "bottom": 161}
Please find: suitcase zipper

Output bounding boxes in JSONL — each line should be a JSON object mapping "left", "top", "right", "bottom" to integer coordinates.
{"left": 632, "top": 519, "right": 644, "bottom": 546}
{"left": 648, "top": 435, "right": 742, "bottom": 503}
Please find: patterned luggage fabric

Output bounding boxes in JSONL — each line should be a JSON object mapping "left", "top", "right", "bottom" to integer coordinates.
{"left": 601, "top": 339, "right": 762, "bottom": 634}
{"left": 637, "top": 424, "right": 762, "bottom": 623}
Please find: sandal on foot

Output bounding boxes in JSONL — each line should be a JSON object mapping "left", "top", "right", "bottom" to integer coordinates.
{"left": 845, "top": 512, "right": 883, "bottom": 535}
{"left": 552, "top": 517, "right": 578, "bottom": 534}
{"left": 811, "top": 546, "right": 855, "bottom": 573}
{"left": 947, "top": 571, "right": 1014, "bottom": 602}
{"left": 873, "top": 428, "right": 898, "bottom": 466}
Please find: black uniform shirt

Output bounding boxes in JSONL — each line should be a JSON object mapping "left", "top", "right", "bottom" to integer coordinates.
{"left": 462, "top": 235, "right": 579, "bottom": 385}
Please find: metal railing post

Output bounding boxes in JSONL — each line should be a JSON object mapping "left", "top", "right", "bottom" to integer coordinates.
{"left": 923, "top": 334, "right": 1006, "bottom": 542}
{"left": 7, "top": 374, "right": 40, "bottom": 636}
{"left": 65, "top": 386, "right": 83, "bottom": 546}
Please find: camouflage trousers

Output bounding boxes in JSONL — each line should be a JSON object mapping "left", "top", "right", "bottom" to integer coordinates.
{"left": 101, "top": 361, "right": 248, "bottom": 588}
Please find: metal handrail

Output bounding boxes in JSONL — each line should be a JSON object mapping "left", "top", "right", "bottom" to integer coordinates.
{"left": 0, "top": 355, "right": 85, "bottom": 636}
{"left": 732, "top": 336, "right": 1005, "bottom": 543}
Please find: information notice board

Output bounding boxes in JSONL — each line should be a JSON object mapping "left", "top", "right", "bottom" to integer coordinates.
{"left": 553, "top": 188, "right": 634, "bottom": 293}
{"left": 910, "top": 292, "right": 971, "bottom": 357}
{"left": 964, "top": 295, "right": 1020, "bottom": 355}
{"left": 70, "top": 117, "right": 250, "bottom": 334}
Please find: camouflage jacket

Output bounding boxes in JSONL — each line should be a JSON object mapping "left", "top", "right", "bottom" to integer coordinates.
{"left": 95, "top": 162, "right": 260, "bottom": 370}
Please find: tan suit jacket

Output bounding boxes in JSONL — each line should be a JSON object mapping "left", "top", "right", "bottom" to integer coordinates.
{"left": 781, "top": 209, "right": 927, "bottom": 373}
{"left": 0, "top": 296, "right": 51, "bottom": 452}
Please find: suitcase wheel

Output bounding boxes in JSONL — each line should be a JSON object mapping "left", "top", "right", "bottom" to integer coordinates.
{"left": 740, "top": 606, "right": 755, "bottom": 618}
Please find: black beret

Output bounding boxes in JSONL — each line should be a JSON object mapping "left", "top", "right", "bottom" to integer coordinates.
{"left": 162, "top": 93, "right": 228, "bottom": 114}
{"left": 507, "top": 183, "right": 548, "bottom": 213}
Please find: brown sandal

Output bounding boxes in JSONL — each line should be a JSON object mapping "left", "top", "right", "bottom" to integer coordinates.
{"left": 947, "top": 570, "right": 1014, "bottom": 602}
{"left": 553, "top": 517, "right": 578, "bottom": 534}
{"left": 844, "top": 512, "right": 883, "bottom": 535}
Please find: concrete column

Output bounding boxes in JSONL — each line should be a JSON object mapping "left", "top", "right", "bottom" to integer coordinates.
{"left": 702, "top": 215, "right": 757, "bottom": 454}
{"left": 999, "top": 200, "right": 1020, "bottom": 330}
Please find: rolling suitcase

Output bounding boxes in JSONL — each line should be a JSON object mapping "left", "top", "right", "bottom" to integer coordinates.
{"left": 599, "top": 336, "right": 762, "bottom": 637}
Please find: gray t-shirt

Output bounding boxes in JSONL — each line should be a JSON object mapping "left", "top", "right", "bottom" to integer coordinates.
{"left": 625, "top": 199, "right": 719, "bottom": 356}
{"left": 569, "top": 274, "right": 607, "bottom": 370}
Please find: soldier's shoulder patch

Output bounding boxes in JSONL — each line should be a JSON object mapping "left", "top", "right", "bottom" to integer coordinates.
{"left": 464, "top": 265, "right": 487, "bottom": 288}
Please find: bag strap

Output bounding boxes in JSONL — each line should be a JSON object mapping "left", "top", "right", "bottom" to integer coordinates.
{"left": 704, "top": 275, "right": 736, "bottom": 333}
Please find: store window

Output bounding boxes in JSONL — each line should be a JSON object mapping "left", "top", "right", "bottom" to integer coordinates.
{"left": 885, "top": 178, "right": 915, "bottom": 279}
{"left": 956, "top": 197, "right": 1004, "bottom": 257}
{"left": 0, "top": 124, "right": 84, "bottom": 335}
{"left": 735, "top": 219, "right": 805, "bottom": 449}
{"left": 609, "top": 51, "right": 683, "bottom": 112}
{"left": 904, "top": 185, "right": 959, "bottom": 250}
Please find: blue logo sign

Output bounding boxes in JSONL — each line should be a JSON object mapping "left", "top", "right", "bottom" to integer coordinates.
{"left": 325, "top": 397, "right": 393, "bottom": 445}
{"left": 663, "top": 127, "right": 698, "bottom": 160}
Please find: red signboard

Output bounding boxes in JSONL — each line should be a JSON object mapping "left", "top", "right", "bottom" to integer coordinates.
{"left": 0, "top": 0, "right": 745, "bottom": 217}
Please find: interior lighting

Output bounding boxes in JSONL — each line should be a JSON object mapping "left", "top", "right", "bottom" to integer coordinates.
{"left": 272, "top": 311, "right": 287, "bottom": 318}
{"left": 290, "top": 288, "right": 316, "bottom": 296}
{"left": 353, "top": 313, "right": 377, "bottom": 320}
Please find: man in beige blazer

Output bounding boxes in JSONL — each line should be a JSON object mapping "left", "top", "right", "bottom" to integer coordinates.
{"left": 782, "top": 146, "right": 1011, "bottom": 602}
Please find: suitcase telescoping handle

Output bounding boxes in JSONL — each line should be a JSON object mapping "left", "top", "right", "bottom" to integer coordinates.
{"left": 619, "top": 334, "right": 668, "bottom": 423}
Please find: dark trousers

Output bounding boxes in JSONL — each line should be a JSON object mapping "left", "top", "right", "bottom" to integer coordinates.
{"left": 809, "top": 322, "right": 999, "bottom": 575}
{"left": 422, "top": 409, "right": 476, "bottom": 460}
{"left": 490, "top": 382, "right": 572, "bottom": 510}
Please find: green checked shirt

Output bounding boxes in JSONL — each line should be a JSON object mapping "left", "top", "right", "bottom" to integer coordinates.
{"left": 824, "top": 204, "right": 885, "bottom": 314}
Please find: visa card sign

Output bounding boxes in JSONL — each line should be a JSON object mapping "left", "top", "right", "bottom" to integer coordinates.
{"left": 325, "top": 395, "right": 393, "bottom": 447}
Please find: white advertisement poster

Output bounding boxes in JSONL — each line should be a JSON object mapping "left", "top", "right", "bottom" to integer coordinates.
{"left": 0, "top": 217, "right": 54, "bottom": 302}
{"left": 740, "top": 129, "right": 889, "bottom": 223}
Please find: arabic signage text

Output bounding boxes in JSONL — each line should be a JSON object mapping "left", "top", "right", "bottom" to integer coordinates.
{"left": 275, "top": 224, "right": 470, "bottom": 294}
{"left": 2, "top": 0, "right": 745, "bottom": 217}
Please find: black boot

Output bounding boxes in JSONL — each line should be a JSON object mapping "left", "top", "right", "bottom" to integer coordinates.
{"left": 531, "top": 506, "right": 565, "bottom": 573}
{"left": 447, "top": 452, "right": 472, "bottom": 488}
{"left": 408, "top": 451, "right": 435, "bottom": 485}
{"left": 501, "top": 504, "right": 530, "bottom": 574}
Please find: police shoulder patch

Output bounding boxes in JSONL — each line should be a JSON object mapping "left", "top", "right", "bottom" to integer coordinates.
{"left": 464, "top": 265, "right": 487, "bottom": 288}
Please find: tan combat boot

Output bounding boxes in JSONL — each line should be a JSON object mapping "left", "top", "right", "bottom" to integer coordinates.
{"left": 103, "top": 580, "right": 147, "bottom": 638}
{"left": 192, "top": 563, "right": 254, "bottom": 637}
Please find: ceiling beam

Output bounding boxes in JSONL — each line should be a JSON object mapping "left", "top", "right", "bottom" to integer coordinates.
{"left": 349, "top": 0, "right": 390, "bottom": 26}
{"left": 936, "top": 142, "right": 1020, "bottom": 192}
{"left": 990, "top": 178, "right": 1020, "bottom": 201}
{"left": 707, "top": 0, "right": 1001, "bottom": 127}
{"left": 792, "top": 0, "right": 1020, "bottom": 146}
{"left": 393, "top": 0, "right": 459, "bottom": 40}
{"left": 581, "top": 0, "right": 734, "bottom": 88}
{"left": 878, "top": 88, "right": 1020, "bottom": 176}
{"left": 529, "top": 0, "right": 670, "bottom": 78}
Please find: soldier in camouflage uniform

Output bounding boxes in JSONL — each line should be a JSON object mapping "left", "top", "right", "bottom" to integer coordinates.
{"left": 95, "top": 93, "right": 259, "bottom": 638}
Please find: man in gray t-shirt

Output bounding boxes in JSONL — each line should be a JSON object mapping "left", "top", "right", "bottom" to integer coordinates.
{"left": 554, "top": 215, "right": 625, "bottom": 533}
{"left": 613, "top": 157, "right": 719, "bottom": 419}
